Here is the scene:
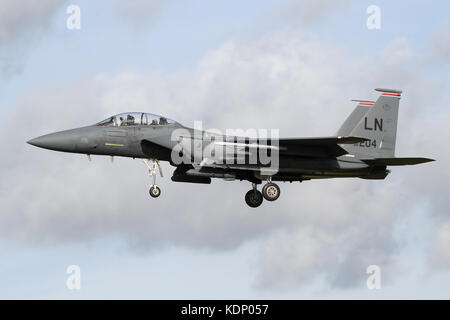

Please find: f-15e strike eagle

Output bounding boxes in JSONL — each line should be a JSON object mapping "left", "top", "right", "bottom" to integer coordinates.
{"left": 28, "top": 88, "right": 434, "bottom": 207}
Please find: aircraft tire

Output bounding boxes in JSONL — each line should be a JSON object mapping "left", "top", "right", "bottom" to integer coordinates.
{"left": 262, "top": 183, "right": 280, "bottom": 201}
{"left": 149, "top": 185, "right": 161, "bottom": 198}
{"left": 245, "top": 189, "right": 263, "bottom": 208}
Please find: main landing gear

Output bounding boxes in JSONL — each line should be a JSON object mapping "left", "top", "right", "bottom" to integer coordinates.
{"left": 245, "top": 184, "right": 264, "bottom": 208}
{"left": 245, "top": 179, "right": 281, "bottom": 208}
{"left": 143, "top": 159, "right": 163, "bottom": 198}
{"left": 262, "top": 182, "right": 280, "bottom": 201}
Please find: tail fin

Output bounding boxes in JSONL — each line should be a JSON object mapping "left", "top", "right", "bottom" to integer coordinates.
{"left": 342, "top": 88, "right": 401, "bottom": 158}
{"left": 336, "top": 100, "right": 373, "bottom": 136}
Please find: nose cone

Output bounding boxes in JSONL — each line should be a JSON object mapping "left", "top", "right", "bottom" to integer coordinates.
{"left": 27, "top": 131, "right": 77, "bottom": 152}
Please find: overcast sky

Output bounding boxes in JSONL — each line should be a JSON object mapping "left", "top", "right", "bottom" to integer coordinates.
{"left": 0, "top": 0, "right": 449, "bottom": 299}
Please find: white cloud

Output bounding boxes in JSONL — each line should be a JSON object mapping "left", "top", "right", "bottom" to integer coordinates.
{"left": 429, "top": 23, "right": 450, "bottom": 64}
{"left": 1, "top": 30, "right": 448, "bottom": 290}
{"left": 431, "top": 222, "right": 450, "bottom": 269}
{"left": 113, "top": 0, "right": 172, "bottom": 29}
{"left": 0, "top": 0, "right": 63, "bottom": 44}
{"left": 0, "top": 0, "right": 66, "bottom": 77}
{"left": 278, "top": 0, "right": 351, "bottom": 25}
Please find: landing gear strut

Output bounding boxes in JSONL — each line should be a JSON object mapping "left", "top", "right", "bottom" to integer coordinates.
{"left": 245, "top": 183, "right": 263, "bottom": 208}
{"left": 143, "top": 159, "right": 163, "bottom": 198}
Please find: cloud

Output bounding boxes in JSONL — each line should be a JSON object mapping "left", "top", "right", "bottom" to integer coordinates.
{"left": 0, "top": 0, "right": 66, "bottom": 77}
{"left": 429, "top": 23, "right": 450, "bottom": 64}
{"left": 277, "top": 0, "right": 351, "bottom": 26}
{"left": 1, "top": 30, "right": 448, "bottom": 290}
{"left": 255, "top": 172, "right": 410, "bottom": 290}
{"left": 0, "top": 0, "right": 63, "bottom": 44}
{"left": 113, "top": 0, "right": 172, "bottom": 29}
{"left": 430, "top": 222, "right": 450, "bottom": 269}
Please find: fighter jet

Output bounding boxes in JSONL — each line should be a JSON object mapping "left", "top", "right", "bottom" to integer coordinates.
{"left": 28, "top": 88, "right": 434, "bottom": 207}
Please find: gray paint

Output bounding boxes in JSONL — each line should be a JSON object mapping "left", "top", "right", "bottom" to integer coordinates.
{"left": 27, "top": 89, "right": 434, "bottom": 207}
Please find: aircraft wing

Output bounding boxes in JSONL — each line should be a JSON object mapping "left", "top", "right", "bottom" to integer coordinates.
{"left": 362, "top": 157, "right": 435, "bottom": 166}
{"left": 212, "top": 136, "right": 369, "bottom": 158}
{"left": 196, "top": 136, "right": 369, "bottom": 171}
{"left": 193, "top": 136, "right": 368, "bottom": 174}
{"left": 278, "top": 136, "right": 369, "bottom": 158}
{"left": 279, "top": 136, "right": 369, "bottom": 145}
{"left": 142, "top": 135, "right": 369, "bottom": 173}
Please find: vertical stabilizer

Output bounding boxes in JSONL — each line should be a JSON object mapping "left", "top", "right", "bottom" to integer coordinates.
{"left": 336, "top": 100, "right": 373, "bottom": 136}
{"left": 342, "top": 88, "right": 401, "bottom": 158}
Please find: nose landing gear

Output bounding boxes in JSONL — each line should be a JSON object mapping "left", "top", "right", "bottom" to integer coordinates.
{"left": 149, "top": 185, "right": 161, "bottom": 198}
{"left": 143, "top": 159, "right": 163, "bottom": 198}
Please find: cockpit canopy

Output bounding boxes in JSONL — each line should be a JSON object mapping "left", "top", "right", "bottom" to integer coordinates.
{"left": 96, "top": 112, "right": 176, "bottom": 127}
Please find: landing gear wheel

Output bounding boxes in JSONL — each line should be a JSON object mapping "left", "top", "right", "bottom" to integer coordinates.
{"left": 245, "top": 189, "right": 263, "bottom": 208}
{"left": 144, "top": 159, "right": 163, "bottom": 198}
{"left": 149, "top": 185, "right": 161, "bottom": 198}
{"left": 262, "top": 183, "right": 280, "bottom": 201}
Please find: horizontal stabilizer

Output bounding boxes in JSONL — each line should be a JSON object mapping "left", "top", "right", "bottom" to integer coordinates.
{"left": 280, "top": 136, "right": 370, "bottom": 145}
{"left": 362, "top": 157, "right": 435, "bottom": 166}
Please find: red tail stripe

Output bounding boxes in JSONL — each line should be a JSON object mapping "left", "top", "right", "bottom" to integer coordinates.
{"left": 359, "top": 102, "right": 374, "bottom": 106}
{"left": 382, "top": 93, "right": 401, "bottom": 97}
